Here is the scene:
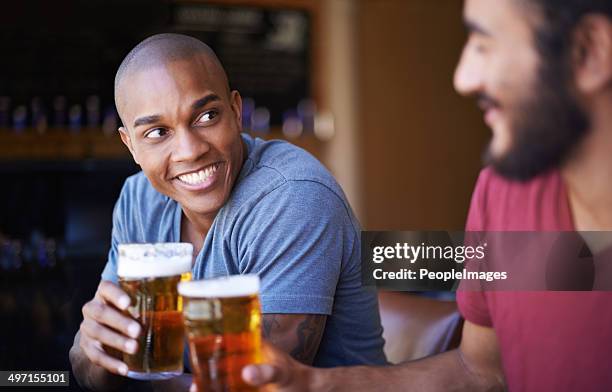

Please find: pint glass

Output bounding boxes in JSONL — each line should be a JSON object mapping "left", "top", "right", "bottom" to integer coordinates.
{"left": 179, "top": 275, "right": 262, "bottom": 392}
{"left": 117, "top": 243, "right": 193, "bottom": 380}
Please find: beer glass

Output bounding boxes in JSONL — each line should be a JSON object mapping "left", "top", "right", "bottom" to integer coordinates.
{"left": 179, "top": 275, "right": 262, "bottom": 392}
{"left": 117, "top": 243, "right": 193, "bottom": 380}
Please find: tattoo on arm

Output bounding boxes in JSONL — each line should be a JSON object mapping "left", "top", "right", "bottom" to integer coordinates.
{"left": 263, "top": 314, "right": 281, "bottom": 338}
{"left": 261, "top": 314, "right": 326, "bottom": 364}
{"left": 290, "top": 315, "right": 326, "bottom": 363}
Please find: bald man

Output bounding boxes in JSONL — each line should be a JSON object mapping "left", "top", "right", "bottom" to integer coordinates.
{"left": 68, "top": 34, "right": 386, "bottom": 390}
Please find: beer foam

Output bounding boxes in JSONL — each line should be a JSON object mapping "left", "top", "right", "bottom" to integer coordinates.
{"left": 178, "top": 274, "right": 260, "bottom": 298}
{"left": 117, "top": 243, "right": 193, "bottom": 279}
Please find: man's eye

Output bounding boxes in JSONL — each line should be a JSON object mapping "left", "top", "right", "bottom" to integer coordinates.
{"left": 196, "top": 110, "right": 218, "bottom": 124}
{"left": 469, "top": 35, "right": 489, "bottom": 54}
{"left": 145, "top": 128, "right": 168, "bottom": 139}
{"left": 474, "top": 42, "right": 487, "bottom": 54}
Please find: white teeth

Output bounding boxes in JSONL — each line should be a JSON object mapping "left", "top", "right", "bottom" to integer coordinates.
{"left": 177, "top": 163, "right": 219, "bottom": 185}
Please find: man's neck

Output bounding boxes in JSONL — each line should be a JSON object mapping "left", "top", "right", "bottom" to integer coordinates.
{"left": 562, "top": 97, "right": 612, "bottom": 230}
{"left": 182, "top": 208, "right": 215, "bottom": 236}
{"left": 180, "top": 209, "right": 214, "bottom": 257}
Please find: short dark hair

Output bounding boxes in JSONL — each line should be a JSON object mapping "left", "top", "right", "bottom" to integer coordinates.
{"left": 526, "top": 0, "right": 612, "bottom": 61}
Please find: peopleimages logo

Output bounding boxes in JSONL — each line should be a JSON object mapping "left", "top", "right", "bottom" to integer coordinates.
{"left": 361, "top": 231, "right": 503, "bottom": 291}
{"left": 372, "top": 243, "right": 486, "bottom": 264}
{"left": 362, "top": 231, "right": 612, "bottom": 292}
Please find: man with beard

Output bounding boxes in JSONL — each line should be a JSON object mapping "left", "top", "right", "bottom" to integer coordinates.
{"left": 240, "top": 0, "right": 612, "bottom": 391}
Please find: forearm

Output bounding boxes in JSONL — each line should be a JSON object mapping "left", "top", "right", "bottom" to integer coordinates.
{"left": 311, "top": 350, "right": 504, "bottom": 392}
{"left": 70, "top": 340, "right": 190, "bottom": 392}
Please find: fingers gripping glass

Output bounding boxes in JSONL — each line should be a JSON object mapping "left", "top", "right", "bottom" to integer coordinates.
{"left": 117, "top": 243, "right": 193, "bottom": 380}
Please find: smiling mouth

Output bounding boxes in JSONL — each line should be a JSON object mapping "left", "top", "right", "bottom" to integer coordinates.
{"left": 176, "top": 162, "right": 221, "bottom": 185}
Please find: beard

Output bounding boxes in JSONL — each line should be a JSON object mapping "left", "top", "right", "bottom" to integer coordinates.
{"left": 483, "top": 58, "right": 590, "bottom": 181}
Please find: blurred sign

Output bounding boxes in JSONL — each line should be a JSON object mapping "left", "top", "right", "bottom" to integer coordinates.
{"left": 0, "top": 1, "right": 312, "bottom": 130}
{"left": 172, "top": 3, "right": 312, "bottom": 126}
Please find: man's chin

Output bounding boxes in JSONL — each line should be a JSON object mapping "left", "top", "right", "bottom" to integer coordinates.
{"left": 483, "top": 145, "right": 557, "bottom": 182}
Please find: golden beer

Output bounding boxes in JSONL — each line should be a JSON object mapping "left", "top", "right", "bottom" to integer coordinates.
{"left": 179, "top": 275, "right": 262, "bottom": 392}
{"left": 117, "top": 243, "right": 193, "bottom": 380}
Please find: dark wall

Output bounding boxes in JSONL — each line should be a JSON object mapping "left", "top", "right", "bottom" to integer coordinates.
{"left": 0, "top": 0, "right": 171, "bottom": 123}
{"left": 0, "top": 160, "right": 139, "bottom": 386}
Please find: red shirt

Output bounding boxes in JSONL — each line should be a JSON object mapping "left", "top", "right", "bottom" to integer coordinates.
{"left": 457, "top": 167, "right": 612, "bottom": 392}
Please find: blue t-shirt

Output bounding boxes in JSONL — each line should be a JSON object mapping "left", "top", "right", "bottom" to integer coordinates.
{"left": 102, "top": 133, "right": 386, "bottom": 367}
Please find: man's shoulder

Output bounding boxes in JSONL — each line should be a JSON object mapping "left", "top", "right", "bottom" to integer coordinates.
{"left": 237, "top": 136, "right": 348, "bottom": 206}
{"left": 223, "top": 137, "right": 358, "bottom": 231}
{"left": 247, "top": 136, "right": 336, "bottom": 186}
{"left": 121, "top": 171, "right": 166, "bottom": 200}
{"left": 116, "top": 171, "right": 173, "bottom": 224}
{"left": 123, "top": 170, "right": 150, "bottom": 189}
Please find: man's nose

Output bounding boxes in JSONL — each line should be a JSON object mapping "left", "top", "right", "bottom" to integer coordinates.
{"left": 171, "top": 128, "right": 210, "bottom": 162}
{"left": 453, "top": 45, "right": 483, "bottom": 97}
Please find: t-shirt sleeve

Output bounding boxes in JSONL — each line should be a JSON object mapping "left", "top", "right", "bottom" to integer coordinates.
{"left": 457, "top": 168, "right": 493, "bottom": 327}
{"left": 234, "top": 180, "right": 351, "bottom": 315}
{"left": 101, "top": 180, "right": 131, "bottom": 284}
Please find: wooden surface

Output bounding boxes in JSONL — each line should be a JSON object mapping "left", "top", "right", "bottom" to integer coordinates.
{"left": 0, "top": 129, "right": 130, "bottom": 160}
{"left": 0, "top": 129, "right": 324, "bottom": 161}
{"left": 356, "top": 0, "right": 490, "bottom": 230}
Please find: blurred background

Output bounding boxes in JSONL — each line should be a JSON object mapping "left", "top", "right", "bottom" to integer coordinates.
{"left": 0, "top": 0, "right": 488, "bottom": 385}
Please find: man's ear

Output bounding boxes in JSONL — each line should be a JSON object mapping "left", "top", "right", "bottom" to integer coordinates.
{"left": 572, "top": 14, "right": 612, "bottom": 94}
{"left": 118, "top": 126, "right": 139, "bottom": 165}
{"left": 230, "top": 90, "right": 243, "bottom": 131}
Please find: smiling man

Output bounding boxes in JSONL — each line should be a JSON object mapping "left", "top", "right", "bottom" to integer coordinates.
{"left": 69, "top": 34, "right": 386, "bottom": 390}
{"left": 241, "top": 0, "right": 612, "bottom": 391}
